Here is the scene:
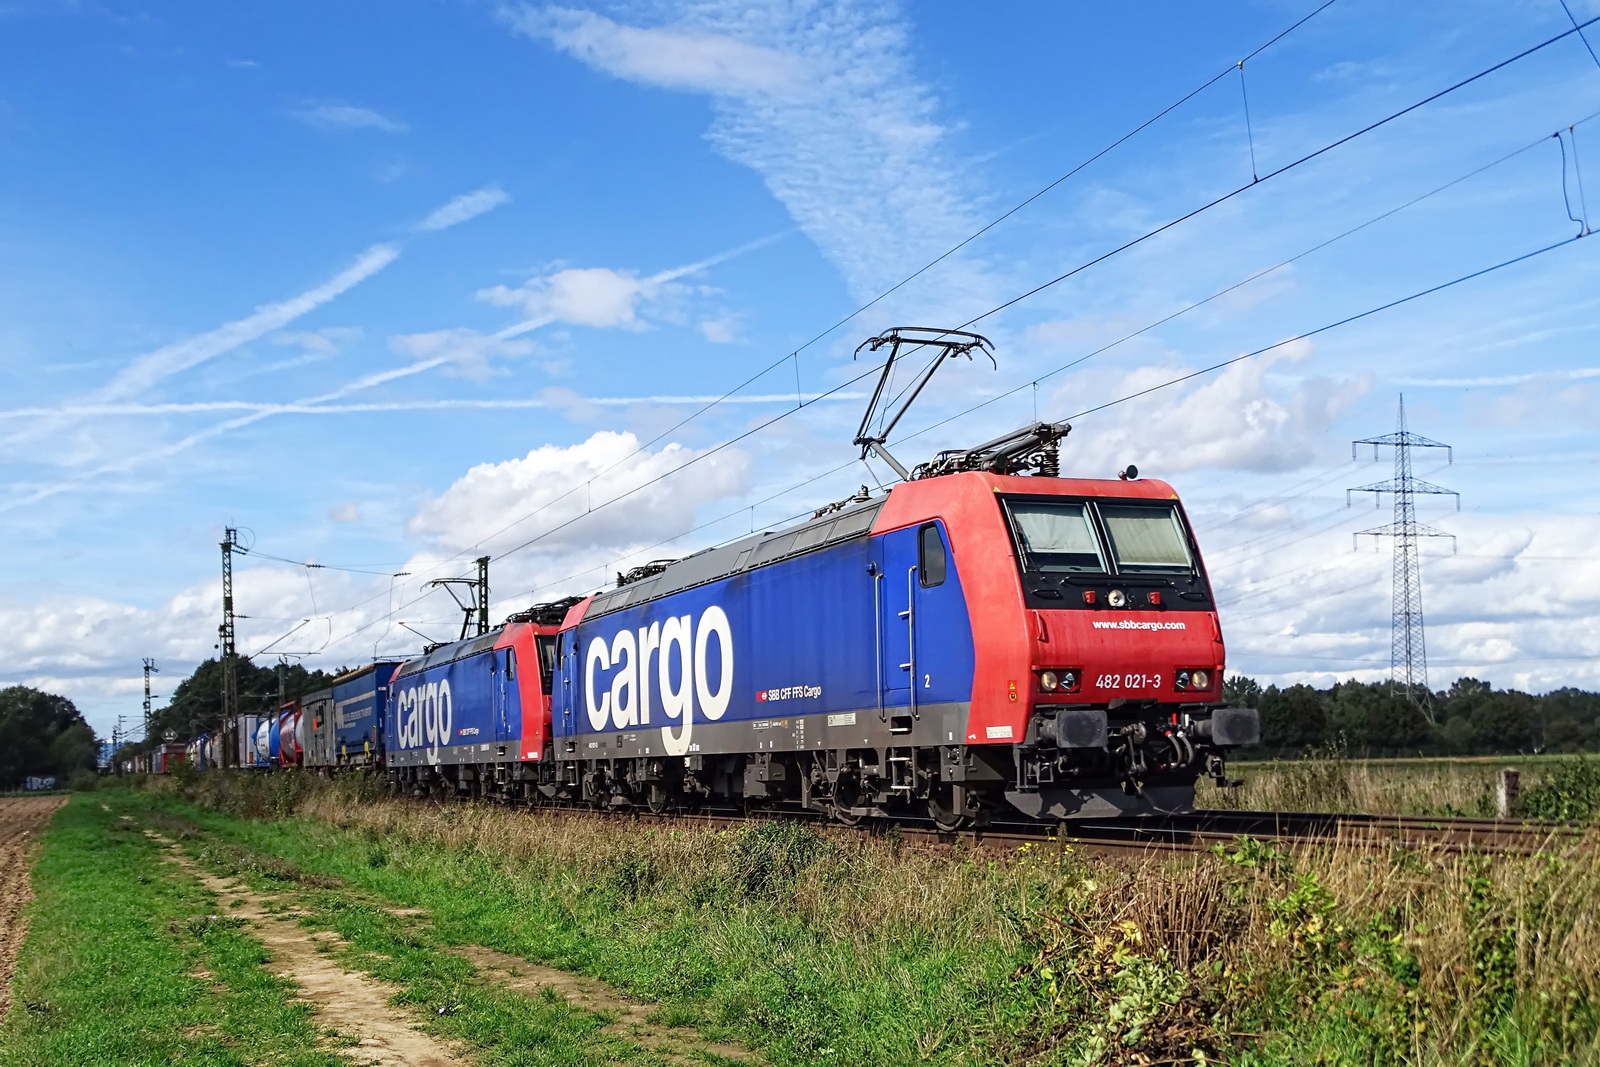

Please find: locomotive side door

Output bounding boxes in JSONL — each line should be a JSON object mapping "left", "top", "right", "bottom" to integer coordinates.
{"left": 874, "top": 528, "right": 918, "bottom": 713}
{"left": 494, "top": 650, "right": 514, "bottom": 744}
{"left": 556, "top": 630, "right": 578, "bottom": 744}
{"left": 875, "top": 521, "right": 963, "bottom": 725}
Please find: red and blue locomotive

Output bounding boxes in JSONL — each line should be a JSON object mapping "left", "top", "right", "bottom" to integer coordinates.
{"left": 378, "top": 329, "right": 1259, "bottom": 824}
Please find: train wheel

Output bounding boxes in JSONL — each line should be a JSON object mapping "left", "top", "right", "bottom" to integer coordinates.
{"left": 829, "top": 774, "right": 868, "bottom": 826}
{"left": 927, "top": 784, "right": 972, "bottom": 833}
{"left": 646, "top": 784, "right": 670, "bottom": 814}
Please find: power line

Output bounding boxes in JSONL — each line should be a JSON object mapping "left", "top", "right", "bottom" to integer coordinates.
{"left": 486, "top": 34, "right": 1595, "bottom": 570}
{"left": 899, "top": 113, "right": 1596, "bottom": 447}
{"left": 304, "top": 0, "right": 1346, "bottom": 618}
{"left": 1062, "top": 236, "right": 1586, "bottom": 424}
{"left": 234, "top": 546, "right": 405, "bottom": 576}
{"left": 951, "top": 13, "right": 1600, "bottom": 335}
{"left": 308, "top": 14, "right": 1597, "bottom": 654}
{"left": 342, "top": 158, "right": 1593, "bottom": 647}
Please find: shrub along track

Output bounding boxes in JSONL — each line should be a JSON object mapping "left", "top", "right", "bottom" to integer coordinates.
{"left": 0, "top": 795, "right": 66, "bottom": 1022}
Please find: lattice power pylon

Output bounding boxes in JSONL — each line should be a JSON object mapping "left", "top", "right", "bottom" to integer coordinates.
{"left": 1349, "top": 396, "right": 1458, "bottom": 719}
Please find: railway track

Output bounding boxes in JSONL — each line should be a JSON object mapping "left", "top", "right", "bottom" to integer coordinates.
{"left": 979, "top": 808, "right": 1587, "bottom": 858}
{"left": 456, "top": 795, "right": 1585, "bottom": 859}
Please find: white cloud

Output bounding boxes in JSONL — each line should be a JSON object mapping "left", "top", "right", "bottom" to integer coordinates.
{"left": 389, "top": 328, "right": 535, "bottom": 381}
{"left": 481, "top": 266, "right": 661, "bottom": 330}
{"left": 699, "top": 315, "right": 740, "bottom": 343}
{"left": 275, "top": 326, "right": 363, "bottom": 354}
{"left": 505, "top": 2, "right": 997, "bottom": 316}
{"left": 417, "top": 185, "right": 512, "bottom": 232}
{"left": 512, "top": 7, "right": 806, "bottom": 96}
{"left": 0, "top": 390, "right": 861, "bottom": 421}
{"left": 1202, "top": 509, "right": 1600, "bottom": 696}
{"left": 0, "top": 355, "right": 457, "bottom": 514}
{"left": 329, "top": 502, "right": 360, "bottom": 523}
{"left": 479, "top": 232, "right": 787, "bottom": 336}
{"left": 1060, "top": 340, "right": 1371, "bottom": 475}
{"left": 291, "top": 103, "right": 408, "bottom": 134}
{"left": 407, "top": 429, "right": 752, "bottom": 557}
{"left": 1395, "top": 367, "right": 1600, "bottom": 387}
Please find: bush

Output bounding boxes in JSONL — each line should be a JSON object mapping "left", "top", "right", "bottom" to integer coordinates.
{"left": 1515, "top": 758, "right": 1600, "bottom": 821}
{"left": 65, "top": 769, "right": 99, "bottom": 792}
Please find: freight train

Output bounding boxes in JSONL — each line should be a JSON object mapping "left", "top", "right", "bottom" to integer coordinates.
{"left": 161, "top": 329, "right": 1259, "bottom": 825}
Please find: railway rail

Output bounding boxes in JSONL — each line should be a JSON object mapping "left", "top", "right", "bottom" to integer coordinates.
{"left": 982, "top": 808, "right": 1587, "bottom": 858}
{"left": 428, "top": 793, "right": 1586, "bottom": 859}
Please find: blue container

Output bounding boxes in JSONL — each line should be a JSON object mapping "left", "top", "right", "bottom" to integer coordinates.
{"left": 329, "top": 662, "right": 399, "bottom": 766}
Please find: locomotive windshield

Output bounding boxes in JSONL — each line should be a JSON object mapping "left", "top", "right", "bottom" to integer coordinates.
{"left": 1006, "top": 501, "right": 1107, "bottom": 573}
{"left": 1002, "top": 496, "right": 1199, "bottom": 580}
{"left": 1099, "top": 504, "right": 1193, "bottom": 573}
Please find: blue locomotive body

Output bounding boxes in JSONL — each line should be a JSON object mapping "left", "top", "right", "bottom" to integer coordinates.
{"left": 556, "top": 512, "right": 978, "bottom": 763}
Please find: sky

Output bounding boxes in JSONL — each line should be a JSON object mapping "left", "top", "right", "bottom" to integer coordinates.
{"left": 3, "top": 0, "right": 1599, "bottom": 739}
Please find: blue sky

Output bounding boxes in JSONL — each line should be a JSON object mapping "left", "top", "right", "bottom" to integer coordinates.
{"left": 3, "top": 0, "right": 1599, "bottom": 736}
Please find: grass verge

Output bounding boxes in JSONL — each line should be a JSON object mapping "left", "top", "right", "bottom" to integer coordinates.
{"left": 0, "top": 795, "right": 341, "bottom": 1067}
{"left": 139, "top": 771, "right": 1600, "bottom": 1066}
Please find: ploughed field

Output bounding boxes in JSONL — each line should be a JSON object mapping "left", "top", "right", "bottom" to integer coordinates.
{"left": 0, "top": 795, "right": 66, "bottom": 1022}
{"left": 6, "top": 772, "right": 1600, "bottom": 1066}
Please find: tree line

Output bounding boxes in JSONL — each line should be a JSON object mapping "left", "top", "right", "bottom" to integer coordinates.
{"left": 0, "top": 686, "right": 100, "bottom": 788}
{"left": 1225, "top": 675, "right": 1600, "bottom": 757}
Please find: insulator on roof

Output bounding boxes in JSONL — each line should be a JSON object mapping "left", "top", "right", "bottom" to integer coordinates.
{"left": 503, "top": 595, "right": 585, "bottom": 626}
{"left": 616, "top": 559, "right": 677, "bottom": 587}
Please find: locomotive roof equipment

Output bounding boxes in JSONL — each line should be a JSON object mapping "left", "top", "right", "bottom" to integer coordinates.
{"left": 852, "top": 327, "right": 996, "bottom": 480}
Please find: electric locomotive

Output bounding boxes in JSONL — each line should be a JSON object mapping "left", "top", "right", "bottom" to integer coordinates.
{"left": 383, "top": 606, "right": 567, "bottom": 796}
{"left": 547, "top": 445, "right": 1256, "bottom": 825}
{"left": 380, "top": 328, "right": 1258, "bottom": 824}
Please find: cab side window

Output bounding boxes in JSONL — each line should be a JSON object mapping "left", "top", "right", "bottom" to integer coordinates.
{"left": 919, "top": 523, "right": 947, "bottom": 587}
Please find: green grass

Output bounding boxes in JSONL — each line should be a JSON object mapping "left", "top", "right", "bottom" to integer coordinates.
{"left": 181, "top": 830, "right": 730, "bottom": 1067}
{"left": 30, "top": 792, "right": 738, "bottom": 1067}
{"left": 37, "top": 777, "right": 1600, "bottom": 1066}
{"left": 1202, "top": 749, "right": 1600, "bottom": 819}
{"left": 0, "top": 796, "right": 340, "bottom": 1067}
{"left": 143, "top": 783, "right": 1065, "bottom": 1066}
{"left": 170, "top": 803, "right": 1005, "bottom": 1066}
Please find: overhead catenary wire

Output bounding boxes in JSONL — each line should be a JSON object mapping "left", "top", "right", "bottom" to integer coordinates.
{"left": 1561, "top": 0, "right": 1600, "bottom": 71}
{"left": 235, "top": 546, "right": 405, "bottom": 576}
{"left": 315, "top": 0, "right": 1348, "bottom": 615}
{"left": 365, "top": 229, "right": 1588, "bottom": 654}
{"left": 858, "top": 114, "right": 1600, "bottom": 520}
{"left": 491, "top": 28, "right": 1599, "bottom": 572}
{"left": 1061, "top": 235, "right": 1585, "bottom": 424}
{"left": 949, "top": 12, "right": 1600, "bottom": 336}
{"left": 887, "top": 115, "right": 1594, "bottom": 452}
{"left": 315, "top": 13, "right": 1597, "bottom": 653}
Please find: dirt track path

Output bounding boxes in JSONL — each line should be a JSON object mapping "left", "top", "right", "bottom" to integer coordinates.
{"left": 147, "top": 831, "right": 468, "bottom": 1067}
{"left": 0, "top": 795, "right": 67, "bottom": 1021}
{"left": 448, "top": 944, "right": 757, "bottom": 1065}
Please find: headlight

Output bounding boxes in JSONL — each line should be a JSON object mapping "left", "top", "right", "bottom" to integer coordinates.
{"left": 1175, "top": 670, "right": 1191, "bottom": 691}
{"left": 1039, "top": 670, "right": 1060, "bottom": 692}
{"left": 1191, "top": 669, "right": 1210, "bottom": 689}
{"left": 1061, "top": 670, "right": 1078, "bottom": 690}
{"left": 1108, "top": 588, "right": 1127, "bottom": 608}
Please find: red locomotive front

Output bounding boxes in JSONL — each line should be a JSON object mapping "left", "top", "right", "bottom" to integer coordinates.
{"left": 876, "top": 469, "right": 1257, "bottom": 821}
